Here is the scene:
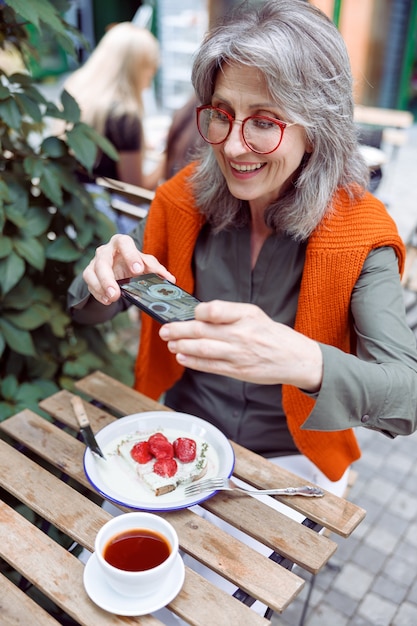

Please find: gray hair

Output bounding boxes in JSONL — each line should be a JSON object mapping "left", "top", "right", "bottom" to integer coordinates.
{"left": 190, "top": 0, "right": 369, "bottom": 240}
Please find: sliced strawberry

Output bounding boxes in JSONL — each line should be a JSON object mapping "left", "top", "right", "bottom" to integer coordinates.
{"left": 148, "top": 432, "right": 174, "bottom": 459}
{"left": 173, "top": 437, "right": 197, "bottom": 463}
{"left": 130, "top": 441, "right": 153, "bottom": 464}
{"left": 148, "top": 432, "right": 168, "bottom": 443}
{"left": 153, "top": 458, "right": 178, "bottom": 477}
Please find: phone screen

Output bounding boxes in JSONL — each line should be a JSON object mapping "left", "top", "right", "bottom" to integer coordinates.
{"left": 117, "top": 274, "right": 200, "bottom": 324}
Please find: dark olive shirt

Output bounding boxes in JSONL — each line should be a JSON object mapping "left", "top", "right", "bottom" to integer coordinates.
{"left": 165, "top": 223, "right": 306, "bottom": 456}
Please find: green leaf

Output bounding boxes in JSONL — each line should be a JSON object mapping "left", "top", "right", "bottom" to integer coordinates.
{"left": 41, "top": 136, "right": 67, "bottom": 158}
{"left": 44, "top": 100, "right": 65, "bottom": 119}
{"left": 4, "top": 302, "right": 51, "bottom": 330}
{"left": 15, "top": 381, "right": 46, "bottom": 404}
{"left": 13, "top": 236, "right": 45, "bottom": 271}
{"left": 24, "top": 155, "right": 45, "bottom": 178}
{"left": 62, "top": 350, "right": 103, "bottom": 377}
{"left": 0, "top": 375, "right": 18, "bottom": 400}
{"left": 30, "top": 378, "right": 58, "bottom": 399}
{"left": 0, "top": 179, "right": 11, "bottom": 203}
{"left": 9, "top": 73, "right": 41, "bottom": 90}
{"left": 0, "top": 318, "right": 36, "bottom": 356}
{"left": 33, "top": 284, "right": 53, "bottom": 305}
{"left": 39, "top": 166, "right": 63, "bottom": 206}
{"left": 66, "top": 123, "right": 99, "bottom": 170}
{"left": 46, "top": 236, "right": 80, "bottom": 262}
{"left": 21, "top": 206, "right": 51, "bottom": 237}
{"left": 55, "top": 20, "right": 89, "bottom": 57}
{"left": 60, "top": 89, "right": 80, "bottom": 124}
{"left": 0, "top": 252, "right": 25, "bottom": 294}
{"left": 14, "top": 92, "right": 43, "bottom": 123}
{"left": 0, "top": 403, "right": 15, "bottom": 421}
{"left": 0, "top": 84, "right": 11, "bottom": 100}
{"left": 4, "top": 181, "right": 29, "bottom": 215}
{"left": 4, "top": 203, "right": 29, "bottom": 228}
{"left": 5, "top": 0, "right": 42, "bottom": 28}
{"left": 73, "top": 220, "right": 95, "bottom": 248}
{"left": 6, "top": 0, "right": 69, "bottom": 38}
{"left": 0, "top": 98, "right": 22, "bottom": 129}
{"left": 0, "top": 236, "right": 13, "bottom": 258}
{"left": 2, "top": 276, "right": 36, "bottom": 310}
{"left": 82, "top": 124, "right": 119, "bottom": 161}
{"left": 48, "top": 303, "right": 70, "bottom": 337}
{"left": 43, "top": 162, "right": 77, "bottom": 195}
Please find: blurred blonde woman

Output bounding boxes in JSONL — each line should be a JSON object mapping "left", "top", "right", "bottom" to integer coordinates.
{"left": 64, "top": 22, "right": 165, "bottom": 190}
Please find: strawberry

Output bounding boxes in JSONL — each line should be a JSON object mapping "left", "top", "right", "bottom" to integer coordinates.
{"left": 153, "top": 458, "right": 178, "bottom": 477}
{"left": 130, "top": 441, "right": 153, "bottom": 464}
{"left": 173, "top": 437, "right": 197, "bottom": 463}
{"left": 148, "top": 432, "right": 174, "bottom": 459}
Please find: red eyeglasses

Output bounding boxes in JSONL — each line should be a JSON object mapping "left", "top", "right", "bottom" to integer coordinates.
{"left": 196, "top": 105, "right": 296, "bottom": 155}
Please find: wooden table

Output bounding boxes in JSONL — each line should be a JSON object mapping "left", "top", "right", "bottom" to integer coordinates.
{"left": 0, "top": 371, "right": 366, "bottom": 626}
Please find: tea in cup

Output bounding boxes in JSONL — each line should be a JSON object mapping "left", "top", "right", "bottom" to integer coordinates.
{"left": 94, "top": 512, "right": 179, "bottom": 597}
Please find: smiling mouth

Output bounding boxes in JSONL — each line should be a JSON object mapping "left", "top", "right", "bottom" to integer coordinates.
{"left": 230, "top": 162, "right": 265, "bottom": 173}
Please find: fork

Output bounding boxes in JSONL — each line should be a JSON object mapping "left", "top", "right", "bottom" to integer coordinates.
{"left": 184, "top": 477, "right": 324, "bottom": 498}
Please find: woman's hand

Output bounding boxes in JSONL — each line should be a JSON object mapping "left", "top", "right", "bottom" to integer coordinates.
{"left": 82, "top": 234, "right": 176, "bottom": 305}
{"left": 159, "top": 300, "right": 323, "bottom": 392}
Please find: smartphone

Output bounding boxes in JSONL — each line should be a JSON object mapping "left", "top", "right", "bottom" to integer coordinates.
{"left": 117, "top": 273, "right": 200, "bottom": 324}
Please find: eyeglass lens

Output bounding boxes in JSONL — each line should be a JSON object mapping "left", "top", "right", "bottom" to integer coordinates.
{"left": 197, "top": 107, "right": 284, "bottom": 154}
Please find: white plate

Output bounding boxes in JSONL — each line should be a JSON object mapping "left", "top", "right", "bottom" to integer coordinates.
{"left": 83, "top": 551, "right": 185, "bottom": 616}
{"left": 83, "top": 411, "right": 235, "bottom": 511}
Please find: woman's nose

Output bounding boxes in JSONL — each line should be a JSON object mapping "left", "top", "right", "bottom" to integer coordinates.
{"left": 223, "top": 120, "right": 248, "bottom": 155}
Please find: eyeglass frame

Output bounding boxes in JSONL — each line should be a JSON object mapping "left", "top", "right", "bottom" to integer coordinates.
{"left": 196, "top": 105, "right": 296, "bottom": 155}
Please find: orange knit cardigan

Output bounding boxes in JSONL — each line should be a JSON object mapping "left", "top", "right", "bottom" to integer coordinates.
{"left": 135, "top": 162, "right": 405, "bottom": 481}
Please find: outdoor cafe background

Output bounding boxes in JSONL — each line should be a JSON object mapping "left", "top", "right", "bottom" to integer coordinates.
{"left": 29, "top": 0, "right": 417, "bottom": 120}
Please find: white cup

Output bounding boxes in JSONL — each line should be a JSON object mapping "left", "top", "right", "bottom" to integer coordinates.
{"left": 94, "top": 512, "right": 179, "bottom": 598}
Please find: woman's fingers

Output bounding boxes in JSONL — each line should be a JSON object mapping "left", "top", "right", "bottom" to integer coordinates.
{"left": 159, "top": 300, "right": 323, "bottom": 390}
{"left": 83, "top": 234, "right": 176, "bottom": 305}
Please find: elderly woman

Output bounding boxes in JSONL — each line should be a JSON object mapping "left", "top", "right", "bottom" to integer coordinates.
{"left": 69, "top": 0, "right": 417, "bottom": 498}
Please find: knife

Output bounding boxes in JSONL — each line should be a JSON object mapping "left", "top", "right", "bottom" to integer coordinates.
{"left": 70, "top": 396, "right": 106, "bottom": 459}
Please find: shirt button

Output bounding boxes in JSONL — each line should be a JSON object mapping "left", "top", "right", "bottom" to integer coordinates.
{"left": 361, "top": 414, "right": 370, "bottom": 423}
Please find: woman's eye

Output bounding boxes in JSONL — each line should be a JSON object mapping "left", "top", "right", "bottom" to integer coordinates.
{"left": 253, "top": 118, "right": 276, "bottom": 130}
{"left": 212, "top": 109, "right": 229, "bottom": 122}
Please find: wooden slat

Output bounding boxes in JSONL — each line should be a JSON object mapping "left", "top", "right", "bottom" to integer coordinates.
{"left": 0, "top": 410, "right": 88, "bottom": 487}
{"left": 176, "top": 569, "right": 270, "bottom": 626}
{"left": 0, "top": 438, "right": 110, "bottom": 549}
{"left": 74, "top": 370, "right": 169, "bottom": 416}
{"left": 164, "top": 509, "right": 303, "bottom": 614}
{"left": 96, "top": 177, "right": 156, "bottom": 202}
{"left": 73, "top": 371, "right": 366, "bottom": 537}
{"left": 0, "top": 417, "right": 304, "bottom": 615}
{"left": 39, "top": 388, "right": 116, "bottom": 431}
{"left": 0, "top": 502, "right": 163, "bottom": 626}
{"left": 200, "top": 492, "right": 336, "bottom": 574}
{"left": 231, "top": 442, "right": 366, "bottom": 538}
{"left": 354, "top": 105, "right": 414, "bottom": 129}
{"left": 32, "top": 395, "right": 339, "bottom": 571}
{"left": 0, "top": 573, "right": 61, "bottom": 626}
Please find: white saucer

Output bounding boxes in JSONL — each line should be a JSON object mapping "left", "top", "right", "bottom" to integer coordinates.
{"left": 83, "top": 552, "right": 185, "bottom": 616}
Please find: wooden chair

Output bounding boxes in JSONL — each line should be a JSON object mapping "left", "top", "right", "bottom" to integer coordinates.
{"left": 354, "top": 105, "right": 414, "bottom": 205}
{"left": 354, "top": 105, "right": 414, "bottom": 155}
{"left": 95, "top": 176, "right": 155, "bottom": 221}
